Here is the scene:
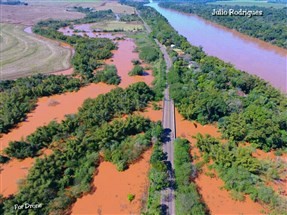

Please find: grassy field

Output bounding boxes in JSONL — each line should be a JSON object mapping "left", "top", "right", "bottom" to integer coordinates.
{"left": 209, "top": 0, "right": 286, "bottom": 8}
{"left": 2, "top": 1, "right": 135, "bottom": 25}
{"left": 1, "top": 4, "right": 85, "bottom": 25}
{"left": 0, "top": 23, "right": 72, "bottom": 80}
{"left": 91, "top": 21, "right": 143, "bottom": 31}
{"left": 96, "top": 1, "right": 136, "bottom": 14}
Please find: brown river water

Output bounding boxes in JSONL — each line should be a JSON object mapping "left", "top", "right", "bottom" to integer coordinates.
{"left": 1, "top": 17, "right": 282, "bottom": 213}
{"left": 0, "top": 25, "right": 154, "bottom": 215}
{"left": 148, "top": 3, "right": 287, "bottom": 92}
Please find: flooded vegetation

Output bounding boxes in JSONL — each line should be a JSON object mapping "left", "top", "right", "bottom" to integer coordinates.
{"left": 0, "top": 8, "right": 159, "bottom": 214}
{"left": 175, "top": 110, "right": 265, "bottom": 213}
{"left": 72, "top": 150, "right": 151, "bottom": 214}
{"left": 1, "top": 1, "right": 286, "bottom": 214}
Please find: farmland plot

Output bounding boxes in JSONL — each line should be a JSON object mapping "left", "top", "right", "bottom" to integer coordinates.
{"left": 0, "top": 23, "right": 72, "bottom": 80}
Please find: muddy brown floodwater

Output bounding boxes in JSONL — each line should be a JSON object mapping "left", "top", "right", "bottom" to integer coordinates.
{"left": 59, "top": 24, "right": 123, "bottom": 39}
{"left": 59, "top": 24, "right": 154, "bottom": 88}
{"left": 174, "top": 109, "right": 266, "bottom": 214}
{"left": 0, "top": 83, "right": 114, "bottom": 151}
{"left": 106, "top": 39, "right": 154, "bottom": 88}
{"left": 148, "top": 3, "right": 287, "bottom": 93}
{"left": 0, "top": 149, "right": 52, "bottom": 197}
{"left": 0, "top": 83, "right": 114, "bottom": 196}
{"left": 0, "top": 28, "right": 155, "bottom": 214}
{"left": 71, "top": 150, "right": 151, "bottom": 215}
{"left": 71, "top": 104, "right": 162, "bottom": 214}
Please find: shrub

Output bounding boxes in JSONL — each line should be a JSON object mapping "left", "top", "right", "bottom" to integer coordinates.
{"left": 93, "top": 65, "right": 121, "bottom": 85}
{"left": 139, "top": 46, "right": 159, "bottom": 62}
{"left": 128, "top": 65, "right": 145, "bottom": 76}
{"left": 0, "top": 155, "right": 10, "bottom": 164}
{"left": 127, "top": 194, "right": 135, "bottom": 202}
{"left": 132, "top": 59, "right": 141, "bottom": 65}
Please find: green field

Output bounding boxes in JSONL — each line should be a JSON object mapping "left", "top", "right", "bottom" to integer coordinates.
{"left": 209, "top": 0, "right": 286, "bottom": 8}
{"left": 91, "top": 21, "right": 143, "bottom": 31}
{"left": 0, "top": 23, "right": 72, "bottom": 79}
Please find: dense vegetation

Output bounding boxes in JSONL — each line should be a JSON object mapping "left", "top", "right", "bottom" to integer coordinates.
{"left": 196, "top": 134, "right": 287, "bottom": 214}
{"left": 125, "top": 1, "right": 287, "bottom": 152}
{"left": 128, "top": 31, "right": 166, "bottom": 100}
{"left": 3, "top": 82, "right": 154, "bottom": 160}
{"left": 93, "top": 65, "right": 121, "bottom": 85}
{"left": 120, "top": 2, "right": 287, "bottom": 213}
{"left": 0, "top": 74, "right": 82, "bottom": 134}
{"left": 120, "top": 14, "right": 141, "bottom": 22}
{"left": 33, "top": 10, "right": 117, "bottom": 80}
{"left": 2, "top": 82, "right": 159, "bottom": 214}
{"left": 129, "top": 65, "right": 145, "bottom": 76}
{"left": 0, "top": 10, "right": 122, "bottom": 134}
{"left": 0, "top": 155, "right": 10, "bottom": 164}
{"left": 160, "top": 2, "right": 287, "bottom": 48}
{"left": 139, "top": 46, "right": 160, "bottom": 63}
{"left": 168, "top": 54, "right": 287, "bottom": 151}
{"left": 145, "top": 135, "right": 169, "bottom": 213}
{"left": 174, "top": 138, "right": 207, "bottom": 215}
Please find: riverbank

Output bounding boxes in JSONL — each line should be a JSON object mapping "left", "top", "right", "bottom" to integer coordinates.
{"left": 148, "top": 2, "right": 287, "bottom": 92}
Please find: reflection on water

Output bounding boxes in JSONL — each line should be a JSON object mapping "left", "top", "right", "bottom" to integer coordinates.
{"left": 148, "top": 3, "right": 287, "bottom": 92}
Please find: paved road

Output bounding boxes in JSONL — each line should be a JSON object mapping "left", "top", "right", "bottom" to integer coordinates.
{"left": 137, "top": 9, "right": 172, "bottom": 70}
{"left": 161, "top": 87, "right": 176, "bottom": 215}
{"left": 137, "top": 9, "right": 176, "bottom": 215}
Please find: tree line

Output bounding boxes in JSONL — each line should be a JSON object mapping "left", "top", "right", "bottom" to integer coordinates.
{"left": 33, "top": 17, "right": 116, "bottom": 80}
{"left": 174, "top": 138, "right": 208, "bottom": 215}
{"left": 126, "top": 1, "right": 287, "bottom": 152}
{"left": 3, "top": 82, "right": 155, "bottom": 160}
{"left": 0, "top": 10, "right": 122, "bottom": 134}
{"left": 130, "top": 31, "right": 165, "bottom": 100}
{"left": 160, "top": 2, "right": 287, "bottom": 49}
{"left": 196, "top": 134, "right": 287, "bottom": 214}
{"left": 0, "top": 74, "right": 83, "bottom": 134}
{"left": 121, "top": 2, "right": 287, "bottom": 213}
{"left": 1, "top": 82, "right": 160, "bottom": 214}
{"left": 144, "top": 130, "right": 169, "bottom": 214}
